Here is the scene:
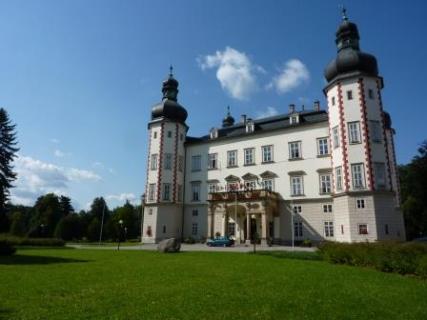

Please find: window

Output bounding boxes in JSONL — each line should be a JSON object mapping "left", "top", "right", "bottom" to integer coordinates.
{"left": 351, "top": 163, "right": 365, "bottom": 189}
{"left": 210, "top": 128, "right": 218, "bottom": 139}
{"left": 292, "top": 205, "right": 302, "bottom": 214}
{"left": 246, "top": 120, "right": 255, "bottom": 133}
{"left": 227, "top": 223, "right": 236, "bottom": 236}
{"left": 356, "top": 199, "right": 365, "bottom": 209}
{"left": 368, "top": 89, "right": 374, "bottom": 99}
{"left": 208, "top": 153, "right": 218, "bottom": 170}
{"left": 294, "top": 222, "right": 303, "bottom": 238}
{"left": 331, "top": 96, "right": 336, "bottom": 106}
{"left": 191, "top": 155, "right": 201, "bottom": 172}
{"left": 148, "top": 183, "right": 156, "bottom": 201}
{"left": 291, "top": 176, "right": 304, "bottom": 196}
{"left": 262, "top": 145, "right": 273, "bottom": 163}
{"left": 244, "top": 148, "right": 255, "bottom": 165}
{"left": 167, "top": 131, "right": 172, "bottom": 138}
{"left": 227, "top": 182, "right": 239, "bottom": 191}
{"left": 148, "top": 208, "right": 153, "bottom": 215}
{"left": 192, "top": 223, "right": 198, "bottom": 235}
{"left": 244, "top": 180, "right": 257, "bottom": 190}
{"left": 341, "top": 225, "right": 344, "bottom": 234}
{"left": 191, "top": 182, "right": 201, "bottom": 201}
{"left": 358, "top": 224, "right": 368, "bottom": 235}
{"left": 208, "top": 183, "right": 217, "bottom": 193}
{"left": 289, "top": 141, "right": 302, "bottom": 159}
{"left": 163, "top": 225, "right": 166, "bottom": 233}
{"left": 227, "top": 150, "right": 238, "bottom": 167}
{"left": 164, "top": 153, "right": 172, "bottom": 170}
{"left": 370, "top": 120, "right": 382, "bottom": 142}
{"left": 290, "top": 116, "right": 299, "bottom": 124}
{"left": 332, "top": 126, "right": 340, "bottom": 148}
{"left": 153, "top": 131, "right": 157, "bottom": 139}
{"left": 262, "top": 179, "right": 274, "bottom": 191}
{"left": 324, "top": 221, "right": 334, "bottom": 237}
{"left": 177, "top": 184, "right": 183, "bottom": 202}
{"left": 319, "top": 174, "right": 332, "bottom": 194}
{"left": 347, "top": 90, "right": 353, "bottom": 100}
{"left": 192, "top": 209, "right": 198, "bottom": 216}
{"left": 385, "top": 224, "right": 389, "bottom": 235}
{"left": 150, "top": 154, "right": 158, "bottom": 170}
{"left": 323, "top": 204, "right": 333, "bottom": 213}
{"left": 335, "top": 166, "right": 343, "bottom": 191}
{"left": 317, "top": 138, "right": 329, "bottom": 156}
{"left": 162, "top": 183, "right": 171, "bottom": 201}
{"left": 374, "top": 162, "right": 386, "bottom": 189}
{"left": 180, "top": 133, "right": 184, "bottom": 141}
{"left": 348, "top": 122, "right": 361, "bottom": 143}
{"left": 178, "top": 155, "right": 184, "bottom": 172}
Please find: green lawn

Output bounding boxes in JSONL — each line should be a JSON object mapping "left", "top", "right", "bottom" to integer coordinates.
{"left": 1, "top": 249, "right": 427, "bottom": 320}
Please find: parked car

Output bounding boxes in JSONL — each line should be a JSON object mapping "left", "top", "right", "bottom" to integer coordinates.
{"left": 206, "top": 236, "right": 234, "bottom": 247}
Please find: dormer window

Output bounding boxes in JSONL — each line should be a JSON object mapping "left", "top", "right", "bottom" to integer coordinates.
{"left": 290, "top": 115, "right": 299, "bottom": 124}
{"left": 210, "top": 128, "right": 218, "bottom": 139}
{"left": 246, "top": 119, "right": 255, "bottom": 133}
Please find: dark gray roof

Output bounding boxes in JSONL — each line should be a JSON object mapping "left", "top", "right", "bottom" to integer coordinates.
{"left": 185, "top": 110, "right": 328, "bottom": 145}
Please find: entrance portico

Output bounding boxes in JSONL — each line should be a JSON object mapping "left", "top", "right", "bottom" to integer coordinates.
{"left": 207, "top": 190, "right": 280, "bottom": 244}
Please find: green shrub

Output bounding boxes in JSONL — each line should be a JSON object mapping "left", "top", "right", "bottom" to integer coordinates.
{"left": 0, "top": 240, "right": 16, "bottom": 256}
{"left": 0, "top": 235, "right": 65, "bottom": 247}
{"left": 318, "top": 241, "right": 427, "bottom": 277}
{"left": 416, "top": 256, "right": 427, "bottom": 278}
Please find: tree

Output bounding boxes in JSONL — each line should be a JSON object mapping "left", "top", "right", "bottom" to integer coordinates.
{"left": 9, "top": 211, "right": 26, "bottom": 236}
{"left": 89, "top": 197, "right": 108, "bottom": 220}
{"left": 87, "top": 197, "right": 109, "bottom": 241}
{"left": 29, "top": 193, "right": 61, "bottom": 237}
{"left": 59, "top": 195, "right": 74, "bottom": 217}
{"left": 86, "top": 217, "right": 101, "bottom": 242}
{"left": 400, "top": 140, "right": 427, "bottom": 239}
{"left": 108, "top": 201, "right": 138, "bottom": 241}
{"left": 0, "top": 108, "right": 19, "bottom": 232}
{"left": 54, "top": 214, "right": 82, "bottom": 241}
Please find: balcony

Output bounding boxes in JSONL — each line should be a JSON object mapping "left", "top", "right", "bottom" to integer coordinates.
{"left": 207, "top": 189, "right": 280, "bottom": 202}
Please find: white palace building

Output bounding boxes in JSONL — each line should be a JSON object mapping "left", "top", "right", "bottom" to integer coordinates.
{"left": 142, "top": 13, "right": 406, "bottom": 244}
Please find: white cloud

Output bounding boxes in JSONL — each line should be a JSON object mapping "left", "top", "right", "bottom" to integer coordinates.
{"left": 10, "top": 155, "right": 101, "bottom": 206}
{"left": 106, "top": 193, "right": 138, "bottom": 204}
{"left": 50, "top": 138, "right": 60, "bottom": 144}
{"left": 268, "top": 59, "right": 310, "bottom": 94}
{"left": 255, "top": 107, "right": 279, "bottom": 119}
{"left": 198, "top": 47, "right": 262, "bottom": 100}
{"left": 54, "top": 149, "right": 66, "bottom": 157}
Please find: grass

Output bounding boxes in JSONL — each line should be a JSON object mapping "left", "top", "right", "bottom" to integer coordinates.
{"left": 0, "top": 249, "right": 427, "bottom": 320}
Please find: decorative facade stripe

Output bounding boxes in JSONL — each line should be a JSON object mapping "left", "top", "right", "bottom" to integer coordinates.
{"left": 358, "top": 78, "right": 374, "bottom": 190}
{"left": 376, "top": 79, "right": 393, "bottom": 191}
{"left": 144, "top": 128, "right": 152, "bottom": 203}
{"left": 337, "top": 83, "right": 350, "bottom": 191}
{"left": 172, "top": 123, "right": 179, "bottom": 203}
{"left": 156, "top": 122, "right": 165, "bottom": 203}
{"left": 326, "top": 93, "right": 335, "bottom": 193}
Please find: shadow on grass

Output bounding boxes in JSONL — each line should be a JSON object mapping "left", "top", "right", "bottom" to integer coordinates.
{"left": 0, "top": 254, "right": 89, "bottom": 265}
{"left": 0, "top": 308, "right": 12, "bottom": 320}
{"left": 255, "top": 250, "right": 322, "bottom": 261}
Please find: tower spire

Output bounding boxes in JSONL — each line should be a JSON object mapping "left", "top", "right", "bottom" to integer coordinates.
{"left": 341, "top": 5, "right": 348, "bottom": 21}
{"left": 169, "top": 65, "right": 174, "bottom": 78}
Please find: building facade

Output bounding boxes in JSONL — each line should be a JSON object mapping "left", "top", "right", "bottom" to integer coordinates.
{"left": 142, "top": 14, "right": 406, "bottom": 244}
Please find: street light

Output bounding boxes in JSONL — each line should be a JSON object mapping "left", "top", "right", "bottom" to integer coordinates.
{"left": 117, "top": 219, "right": 124, "bottom": 251}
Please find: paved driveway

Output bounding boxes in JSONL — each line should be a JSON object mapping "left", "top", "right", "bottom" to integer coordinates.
{"left": 68, "top": 243, "right": 316, "bottom": 252}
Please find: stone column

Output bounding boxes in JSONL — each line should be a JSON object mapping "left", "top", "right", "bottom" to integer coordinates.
{"left": 245, "top": 212, "right": 251, "bottom": 244}
{"left": 208, "top": 204, "right": 215, "bottom": 239}
{"left": 261, "top": 212, "right": 267, "bottom": 246}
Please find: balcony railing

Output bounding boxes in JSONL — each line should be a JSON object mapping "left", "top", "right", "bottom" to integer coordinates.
{"left": 207, "top": 189, "right": 280, "bottom": 202}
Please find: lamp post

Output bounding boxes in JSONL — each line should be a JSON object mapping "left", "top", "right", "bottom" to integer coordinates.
{"left": 117, "top": 219, "right": 124, "bottom": 251}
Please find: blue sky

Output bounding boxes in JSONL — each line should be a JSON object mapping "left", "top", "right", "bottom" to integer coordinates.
{"left": 2, "top": 0, "right": 426, "bottom": 210}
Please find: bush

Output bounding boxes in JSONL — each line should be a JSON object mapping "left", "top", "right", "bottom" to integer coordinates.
{"left": 183, "top": 237, "right": 196, "bottom": 244}
{"left": 0, "top": 234, "right": 65, "bottom": 247}
{"left": 318, "top": 241, "right": 427, "bottom": 277}
{"left": 416, "top": 256, "right": 427, "bottom": 279}
{"left": 0, "top": 240, "right": 16, "bottom": 255}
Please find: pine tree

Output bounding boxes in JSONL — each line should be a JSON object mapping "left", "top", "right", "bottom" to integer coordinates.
{"left": 0, "top": 108, "right": 19, "bottom": 232}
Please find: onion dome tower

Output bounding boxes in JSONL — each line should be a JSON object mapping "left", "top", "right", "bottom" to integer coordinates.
{"left": 143, "top": 66, "right": 188, "bottom": 243}
{"left": 222, "top": 106, "right": 235, "bottom": 128}
{"left": 324, "top": 8, "right": 405, "bottom": 242}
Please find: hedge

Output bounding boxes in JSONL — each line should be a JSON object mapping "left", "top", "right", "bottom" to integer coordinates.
{"left": 0, "top": 240, "right": 16, "bottom": 256}
{"left": 0, "top": 235, "right": 65, "bottom": 247}
{"left": 318, "top": 241, "right": 427, "bottom": 278}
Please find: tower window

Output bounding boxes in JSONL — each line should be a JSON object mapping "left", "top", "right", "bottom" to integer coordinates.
{"left": 351, "top": 163, "right": 366, "bottom": 190}
{"left": 180, "top": 133, "right": 184, "bottom": 141}
{"left": 191, "top": 182, "right": 201, "bottom": 202}
{"left": 148, "top": 183, "right": 156, "bottom": 201}
{"left": 178, "top": 156, "right": 184, "bottom": 172}
{"left": 358, "top": 224, "right": 368, "bottom": 235}
{"left": 335, "top": 166, "right": 343, "bottom": 192}
{"left": 347, "top": 90, "right": 353, "bottom": 100}
{"left": 153, "top": 131, "right": 157, "bottom": 139}
{"left": 292, "top": 205, "right": 302, "bottom": 214}
{"left": 368, "top": 89, "right": 374, "bottom": 99}
{"left": 167, "top": 131, "right": 172, "bottom": 138}
{"left": 162, "top": 183, "right": 171, "bottom": 201}
{"left": 332, "top": 126, "right": 340, "bottom": 149}
{"left": 324, "top": 221, "right": 334, "bottom": 237}
{"left": 191, "top": 155, "right": 202, "bottom": 171}
{"left": 370, "top": 120, "right": 382, "bottom": 142}
{"left": 163, "top": 225, "right": 166, "bottom": 234}
{"left": 150, "top": 154, "right": 158, "bottom": 170}
{"left": 356, "top": 199, "right": 365, "bottom": 209}
{"left": 348, "top": 121, "right": 361, "bottom": 144}
{"left": 374, "top": 162, "right": 386, "bottom": 189}
{"left": 192, "top": 209, "right": 198, "bottom": 216}
{"left": 331, "top": 96, "right": 336, "bottom": 106}
{"left": 192, "top": 223, "right": 198, "bottom": 235}
{"left": 323, "top": 204, "right": 333, "bottom": 213}
{"left": 385, "top": 224, "right": 389, "bottom": 235}
{"left": 164, "top": 153, "right": 172, "bottom": 170}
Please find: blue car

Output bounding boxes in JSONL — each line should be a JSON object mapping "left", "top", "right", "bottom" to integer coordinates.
{"left": 206, "top": 236, "right": 235, "bottom": 247}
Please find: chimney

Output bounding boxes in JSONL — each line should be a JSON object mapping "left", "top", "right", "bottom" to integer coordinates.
{"left": 314, "top": 100, "right": 320, "bottom": 111}
{"left": 240, "top": 114, "right": 247, "bottom": 124}
{"left": 288, "top": 104, "right": 295, "bottom": 114}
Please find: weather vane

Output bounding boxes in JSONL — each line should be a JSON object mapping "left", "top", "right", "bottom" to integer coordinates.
{"left": 340, "top": 5, "right": 348, "bottom": 21}
{"left": 169, "top": 65, "right": 174, "bottom": 77}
